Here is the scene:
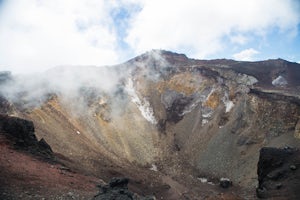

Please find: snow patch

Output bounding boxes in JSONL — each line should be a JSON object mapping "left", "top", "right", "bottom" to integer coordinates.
{"left": 197, "top": 177, "right": 208, "bottom": 183}
{"left": 272, "top": 75, "right": 287, "bottom": 86}
{"left": 220, "top": 177, "right": 231, "bottom": 182}
{"left": 200, "top": 88, "right": 216, "bottom": 126}
{"left": 197, "top": 177, "right": 215, "bottom": 185}
{"left": 202, "top": 119, "right": 209, "bottom": 125}
{"left": 202, "top": 112, "right": 212, "bottom": 118}
{"left": 181, "top": 98, "right": 201, "bottom": 116}
{"left": 222, "top": 92, "right": 234, "bottom": 113}
{"left": 201, "top": 110, "right": 213, "bottom": 126}
{"left": 149, "top": 164, "right": 158, "bottom": 172}
{"left": 224, "top": 100, "right": 234, "bottom": 113}
{"left": 126, "top": 79, "right": 157, "bottom": 124}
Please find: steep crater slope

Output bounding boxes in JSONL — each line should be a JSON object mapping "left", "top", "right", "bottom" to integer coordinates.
{"left": 1, "top": 50, "right": 300, "bottom": 199}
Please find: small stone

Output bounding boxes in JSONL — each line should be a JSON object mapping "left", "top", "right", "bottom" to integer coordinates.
{"left": 60, "top": 166, "right": 71, "bottom": 171}
{"left": 219, "top": 178, "right": 232, "bottom": 188}
{"left": 276, "top": 183, "right": 283, "bottom": 189}
{"left": 290, "top": 165, "right": 297, "bottom": 170}
{"left": 256, "top": 187, "right": 267, "bottom": 198}
{"left": 67, "top": 192, "right": 74, "bottom": 196}
{"left": 284, "top": 146, "right": 291, "bottom": 150}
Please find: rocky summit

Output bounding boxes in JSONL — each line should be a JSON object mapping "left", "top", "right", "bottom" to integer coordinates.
{"left": 0, "top": 50, "right": 299, "bottom": 199}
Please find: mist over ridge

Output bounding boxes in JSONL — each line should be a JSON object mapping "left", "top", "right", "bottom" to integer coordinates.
{"left": 1, "top": 49, "right": 300, "bottom": 112}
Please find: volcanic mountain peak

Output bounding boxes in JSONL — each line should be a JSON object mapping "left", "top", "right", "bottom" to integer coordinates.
{"left": 0, "top": 50, "right": 300, "bottom": 199}
{"left": 127, "top": 49, "right": 189, "bottom": 65}
{"left": 127, "top": 50, "right": 300, "bottom": 89}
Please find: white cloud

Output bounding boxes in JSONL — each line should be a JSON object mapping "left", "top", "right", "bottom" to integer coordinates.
{"left": 229, "top": 35, "right": 249, "bottom": 45}
{"left": 0, "top": 0, "right": 299, "bottom": 73}
{"left": 126, "top": 0, "right": 300, "bottom": 58}
{"left": 0, "top": 0, "right": 134, "bottom": 73}
{"left": 232, "top": 48, "right": 259, "bottom": 61}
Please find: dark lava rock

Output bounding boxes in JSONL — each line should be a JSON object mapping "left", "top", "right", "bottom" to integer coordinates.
{"left": 0, "top": 96, "right": 12, "bottom": 114}
{"left": 275, "top": 183, "right": 282, "bottom": 190}
{"left": 166, "top": 96, "right": 194, "bottom": 123}
{"left": 93, "top": 177, "right": 155, "bottom": 200}
{"left": 219, "top": 178, "right": 232, "bottom": 188}
{"left": 161, "top": 90, "right": 195, "bottom": 123}
{"left": 0, "top": 114, "right": 37, "bottom": 144}
{"left": 0, "top": 114, "right": 53, "bottom": 160}
{"left": 256, "top": 147, "right": 300, "bottom": 199}
{"left": 290, "top": 165, "right": 297, "bottom": 170}
{"left": 109, "top": 177, "right": 129, "bottom": 188}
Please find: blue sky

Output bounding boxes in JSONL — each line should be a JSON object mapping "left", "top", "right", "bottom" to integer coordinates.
{"left": 215, "top": 24, "right": 300, "bottom": 61}
{"left": 0, "top": 0, "right": 299, "bottom": 73}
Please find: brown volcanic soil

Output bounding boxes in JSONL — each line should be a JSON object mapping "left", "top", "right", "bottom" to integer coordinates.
{"left": 0, "top": 133, "right": 247, "bottom": 200}
{"left": 0, "top": 134, "right": 101, "bottom": 200}
{"left": 0, "top": 112, "right": 245, "bottom": 200}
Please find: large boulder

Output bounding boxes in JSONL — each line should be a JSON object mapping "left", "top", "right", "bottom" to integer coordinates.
{"left": 0, "top": 114, "right": 53, "bottom": 159}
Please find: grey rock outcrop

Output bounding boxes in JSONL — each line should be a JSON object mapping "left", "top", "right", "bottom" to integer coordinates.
{"left": 93, "top": 178, "right": 155, "bottom": 200}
